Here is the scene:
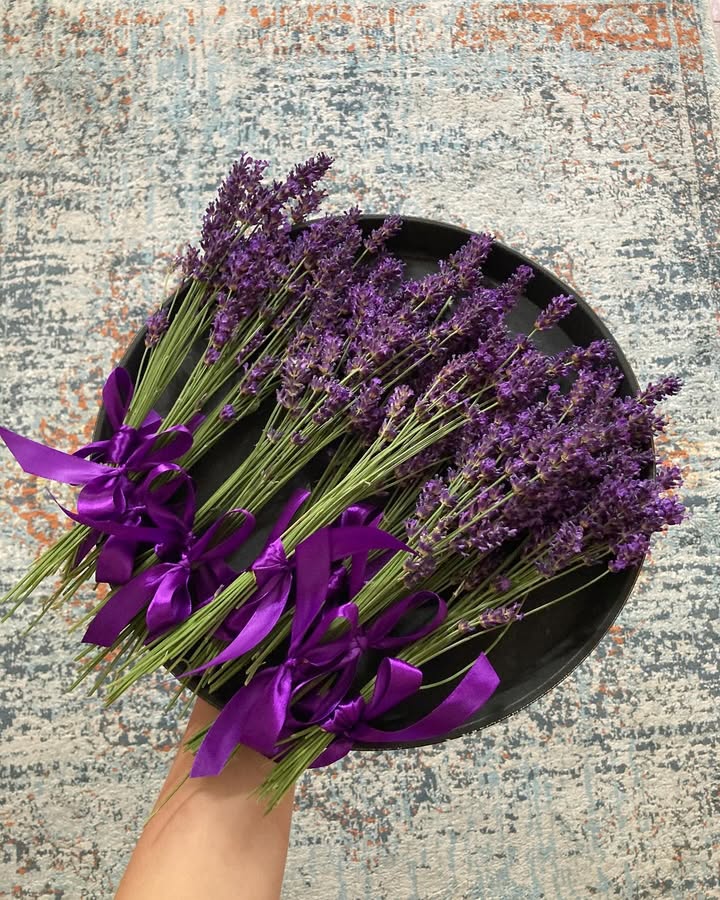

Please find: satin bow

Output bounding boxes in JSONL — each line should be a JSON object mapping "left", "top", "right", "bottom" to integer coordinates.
{"left": 189, "top": 522, "right": 412, "bottom": 777}
{"left": 286, "top": 590, "right": 448, "bottom": 725}
{"left": 0, "top": 368, "right": 202, "bottom": 584}
{"left": 208, "top": 489, "right": 312, "bottom": 654}
{"left": 188, "top": 493, "right": 410, "bottom": 676}
{"left": 82, "top": 505, "right": 256, "bottom": 646}
{"left": 310, "top": 653, "right": 500, "bottom": 767}
{"left": 190, "top": 603, "right": 361, "bottom": 776}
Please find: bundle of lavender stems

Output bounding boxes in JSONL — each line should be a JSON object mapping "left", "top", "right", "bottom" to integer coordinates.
{"left": 0, "top": 153, "right": 685, "bottom": 807}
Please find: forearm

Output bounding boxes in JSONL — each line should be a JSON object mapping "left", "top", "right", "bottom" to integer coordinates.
{"left": 115, "top": 698, "right": 295, "bottom": 900}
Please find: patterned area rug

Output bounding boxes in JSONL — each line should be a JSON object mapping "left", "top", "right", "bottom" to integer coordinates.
{"left": 1, "top": 3, "right": 718, "bottom": 898}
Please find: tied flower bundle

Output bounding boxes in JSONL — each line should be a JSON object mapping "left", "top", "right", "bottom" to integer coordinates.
{"left": 0, "top": 153, "right": 686, "bottom": 808}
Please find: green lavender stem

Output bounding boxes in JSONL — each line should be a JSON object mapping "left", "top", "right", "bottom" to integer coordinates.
{"left": 257, "top": 564, "right": 613, "bottom": 808}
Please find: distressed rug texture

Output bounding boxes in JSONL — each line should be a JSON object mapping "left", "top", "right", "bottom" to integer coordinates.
{"left": 1, "top": 2, "right": 719, "bottom": 898}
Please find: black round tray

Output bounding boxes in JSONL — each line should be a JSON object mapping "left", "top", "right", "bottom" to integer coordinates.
{"left": 94, "top": 216, "right": 646, "bottom": 750}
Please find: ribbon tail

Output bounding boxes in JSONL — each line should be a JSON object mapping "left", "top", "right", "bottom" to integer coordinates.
{"left": 82, "top": 567, "right": 169, "bottom": 646}
{"left": 328, "top": 526, "right": 411, "bottom": 561}
{"left": 355, "top": 654, "right": 500, "bottom": 745}
{"left": 103, "top": 367, "right": 134, "bottom": 431}
{"left": 190, "top": 668, "right": 292, "bottom": 776}
{"left": 77, "top": 476, "right": 128, "bottom": 523}
{"left": 145, "top": 568, "right": 192, "bottom": 640}
{"left": 138, "top": 410, "right": 163, "bottom": 434}
{"left": 57, "top": 500, "right": 172, "bottom": 543}
{"left": 189, "top": 508, "right": 256, "bottom": 562}
{"left": 74, "top": 528, "right": 101, "bottom": 568}
{"left": 309, "top": 737, "right": 354, "bottom": 769}
{"left": 95, "top": 534, "right": 138, "bottom": 585}
{"left": 368, "top": 591, "right": 448, "bottom": 651}
{"left": 0, "top": 427, "right": 110, "bottom": 484}
{"left": 128, "top": 425, "right": 194, "bottom": 467}
{"left": 184, "top": 575, "right": 291, "bottom": 675}
{"left": 291, "top": 528, "right": 331, "bottom": 647}
{"left": 265, "top": 488, "right": 311, "bottom": 547}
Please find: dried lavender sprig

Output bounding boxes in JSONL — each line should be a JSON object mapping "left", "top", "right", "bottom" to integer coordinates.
{"left": 253, "top": 547, "right": 632, "bottom": 809}
{"left": 107, "top": 294, "right": 517, "bottom": 680}
{"left": 100, "top": 376, "right": 504, "bottom": 702}
{"left": 11, "top": 206, "right": 367, "bottom": 617}
{"left": 211, "top": 368, "right": 684, "bottom": 801}
{"left": 79, "top": 253, "right": 581, "bottom": 686}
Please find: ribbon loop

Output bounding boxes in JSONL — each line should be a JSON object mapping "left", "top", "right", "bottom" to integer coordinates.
{"left": 366, "top": 590, "right": 448, "bottom": 651}
{"left": 82, "top": 507, "right": 257, "bottom": 646}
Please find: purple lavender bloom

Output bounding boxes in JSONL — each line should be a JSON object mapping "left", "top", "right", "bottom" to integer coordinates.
{"left": 364, "top": 216, "right": 403, "bottom": 255}
{"left": 416, "top": 478, "right": 447, "bottom": 519}
{"left": 444, "top": 233, "right": 495, "bottom": 294}
{"left": 657, "top": 465, "right": 683, "bottom": 490}
{"left": 205, "top": 347, "right": 221, "bottom": 365}
{"left": 283, "top": 153, "right": 333, "bottom": 224}
{"left": 366, "top": 256, "right": 405, "bottom": 294}
{"left": 240, "top": 355, "right": 276, "bottom": 398}
{"left": 277, "top": 350, "right": 315, "bottom": 412}
{"left": 637, "top": 376, "right": 683, "bottom": 406}
{"left": 415, "top": 353, "right": 476, "bottom": 421}
{"left": 379, "top": 385, "right": 414, "bottom": 441}
{"left": 235, "top": 331, "right": 266, "bottom": 367}
{"left": 568, "top": 340, "right": 616, "bottom": 370}
{"left": 183, "top": 153, "right": 335, "bottom": 292}
{"left": 608, "top": 534, "right": 651, "bottom": 571}
{"left": 405, "top": 518, "right": 421, "bottom": 537}
{"left": 402, "top": 270, "right": 458, "bottom": 319}
{"left": 536, "top": 522, "right": 585, "bottom": 575}
{"left": 145, "top": 309, "right": 169, "bottom": 347}
{"left": 476, "top": 602, "right": 524, "bottom": 630}
{"left": 348, "top": 378, "right": 385, "bottom": 441}
{"left": 312, "top": 382, "right": 353, "bottom": 425}
{"left": 403, "top": 551, "right": 438, "bottom": 585}
{"left": 219, "top": 404, "right": 236, "bottom": 421}
{"left": 496, "top": 347, "right": 558, "bottom": 409}
{"left": 196, "top": 153, "right": 269, "bottom": 276}
{"left": 534, "top": 295, "right": 576, "bottom": 332}
{"left": 177, "top": 245, "right": 201, "bottom": 279}
{"left": 210, "top": 291, "right": 242, "bottom": 348}
{"left": 466, "top": 521, "right": 519, "bottom": 555}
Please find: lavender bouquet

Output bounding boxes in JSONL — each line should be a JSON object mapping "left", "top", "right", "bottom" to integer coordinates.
{"left": 0, "top": 154, "right": 685, "bottom": 808}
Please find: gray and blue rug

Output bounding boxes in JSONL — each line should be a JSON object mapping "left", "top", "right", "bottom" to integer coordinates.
{"left": 1, "top": 2, "right": 718, "bottom": 897}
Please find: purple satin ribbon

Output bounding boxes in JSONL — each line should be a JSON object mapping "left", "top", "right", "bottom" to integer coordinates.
{"left": 310, "top": 653, "right": 500, "bottom": 767}
{"left": 186, "top": 495, "right": 410, "bottom": 677}
{"left": 189, "top": 525, "right": 414, "bottom": 777}
{"left": 56, "top": 463, "right": 198, "bottom": 585}
{"left": 82, "top": 506, "right": 257, "bottom": 646}
{"left": 0, "top": 368, "right": 202, "bottom": 585}
{"left": 286, "top": 590, "right": 448, "bottom": 722}
{"left": 190, "top": 604, "right": 362, "bottom": 775}
{"left": 208, "top": 488, "right": 312, "bottom": 653}
{"left": 191, "top": 648, "right": 499, "bottom": 777}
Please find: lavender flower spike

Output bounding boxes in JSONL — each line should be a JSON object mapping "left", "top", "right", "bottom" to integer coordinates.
{"left": 477, "top": 602, "right": 524, "bottom": 630}
{"left": 534, "top": 295, "right": 576, "bottom": 332}
{"left": 364, "top": 216, "right": 403, "bottom": 255}
{"left": 145, "top": 309, "right": 169, "bottom": 347}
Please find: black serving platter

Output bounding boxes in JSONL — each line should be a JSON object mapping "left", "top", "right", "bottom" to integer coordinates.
{"left": 94, "top": 216, "right": 646, "bottom": 750}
